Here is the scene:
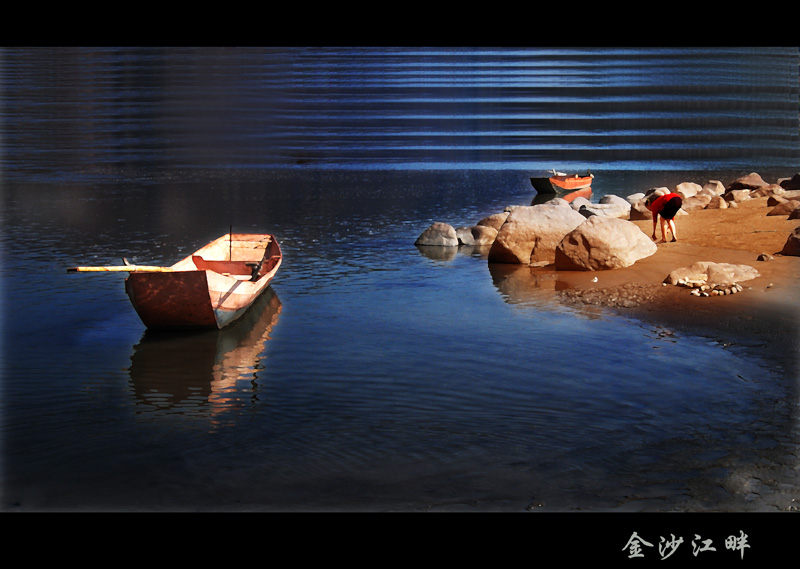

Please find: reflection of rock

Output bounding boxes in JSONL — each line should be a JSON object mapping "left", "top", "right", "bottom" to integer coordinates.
{"left": 488, "top": 203, "right": 585, "bottom": 266}
{"left": 488, "top": 263, "right": 563, "bottom": 306}
{"left": 489, "top": 262, "right": 642, "bottom": 317}
{"left": 128, "top": 287, "right": 282, "bottom": 418}
{"left": 555, "top": 216, "right": 657, "bottom": 271}
{"left": 416, "top": 244, "right": 458, "bottom": 261}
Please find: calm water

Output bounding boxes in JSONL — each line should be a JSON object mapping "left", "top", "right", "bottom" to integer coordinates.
{"left": 1, "top": 47, "right": 799, "bottom": 517}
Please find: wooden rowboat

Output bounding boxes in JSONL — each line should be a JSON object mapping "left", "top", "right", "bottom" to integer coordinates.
{"left": 68, "top": 233, "right": 282, "bottom": 330}
{"left": 530, "top": 169, "right": 594, "bottom": 194}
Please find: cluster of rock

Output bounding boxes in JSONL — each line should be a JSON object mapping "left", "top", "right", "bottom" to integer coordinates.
{"left": 414, "top": 171, "right": 800, "bottom": 272}
{"left": 416, "top": 199, "right": 657, "bottom": 271}
{"left": 685, "top": 283, "right": 744, "bottom": 297}
{"left": 629, "top": 172, "right": 800, "bottom": 223}
{"left": 665, "top": 261, "right": 760, "bottom": 297}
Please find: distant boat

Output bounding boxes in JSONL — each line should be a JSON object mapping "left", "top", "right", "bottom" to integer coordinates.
{"left": 68, "top": 232, "right": 282, "bottom": 330}
{"left": 530, "top": 169, "right": 594, "bottom": 194}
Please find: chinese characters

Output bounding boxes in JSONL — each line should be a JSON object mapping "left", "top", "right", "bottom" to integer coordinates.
{"left": 623, "top": 531, "right": 749, "bottom": 560}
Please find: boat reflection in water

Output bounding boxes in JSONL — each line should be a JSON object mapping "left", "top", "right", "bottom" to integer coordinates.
{"left": 127, "top": 287, "right": 282, "bottom": 422}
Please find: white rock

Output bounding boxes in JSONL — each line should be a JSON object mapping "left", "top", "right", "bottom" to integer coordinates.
{"left": 554, "top": 216, "right": 658, "bottom": 271}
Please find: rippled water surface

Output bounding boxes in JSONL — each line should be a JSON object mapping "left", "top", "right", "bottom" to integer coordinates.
{"left": 1, "top": 48, "right": 799, "bottom": 517}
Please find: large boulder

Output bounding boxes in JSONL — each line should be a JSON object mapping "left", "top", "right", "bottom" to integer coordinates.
{"left": 665, "top": 261, "right": 760, "bottom": 286}
{"left": 477, "top": 212, "right": 509, "bottom": 231}
{"left": 488, "top": 203, "right": 586, "bottom": 265}
{"left": 727, "top": 172, "right": 768, "bottom": 192}
{"left": 750, "top": 184, "right": 784, "bottom": 198}
{"left": 626, "top": 192, "right": 646, "bottom": 205}
{"left": 723, "top": 189, "right": 753, "bottom": 203}
{"left": 767, "top": 194, "right": 789, "bottom": 207}
{"left": 675, "top": 182, "right": 702, "bottom": 199}
{"left": 570, "top": 196, "right": 592, "bottom": 209}
{"left": 767, "top": 200, "right": 800, "bottom": 216}
{"left": 767, "top": 190, "right": 800, "bottom": 207}
{"left": 703, "top": 180, "right": 726, "bottom": 195}
{"left": 629, "top": 198, "right": 653, "bottom": 221}
{"left": 704, "top": 195, "right": 728, "bottom": 209}
{"left": 682, "top": 190, "right": 714, "bottom": 211}
{"left": 554, "top": 216, "right": 658, "bottom": 271}
{"left": 471, "top": 225, "right": 498, "bottom": 246}
{"left": 781, "top": 226, "right": 800, "bottom": 256}
{"left": 415, "top": 222, "right": 459, "bottom": 247}
{"left": 456, "top": 226, "right": 475, "bottom": 245}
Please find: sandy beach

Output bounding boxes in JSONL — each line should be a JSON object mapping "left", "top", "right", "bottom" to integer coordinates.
{"left": 547, "top": 196, "right": 800, "bottom": 372}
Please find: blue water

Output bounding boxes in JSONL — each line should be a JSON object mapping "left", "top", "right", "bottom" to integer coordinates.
{"left": 1, "top": 47, "right": 799, "bottom": 515}
{"left": 3, "top": 46, "right": 798, "bottom": 174}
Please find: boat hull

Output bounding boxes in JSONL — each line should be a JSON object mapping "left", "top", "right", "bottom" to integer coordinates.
{"left": 530, "top": 172, "right": 594, "bottom": 194}
{"left": 126, "top": 270, "right": 219, "bottom": 328}
{"left": 125, "top": 233, "right": 281, "bottom": 330}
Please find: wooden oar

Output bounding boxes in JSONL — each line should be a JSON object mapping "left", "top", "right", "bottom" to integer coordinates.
{"left": 67, "top": 255, "right": 174, "bottom": 273}
{"left": 67, "top": 265, "right": 174, "bottom": 273}
{"left": 67, "top": 257, "right": 172, "bottom": 273}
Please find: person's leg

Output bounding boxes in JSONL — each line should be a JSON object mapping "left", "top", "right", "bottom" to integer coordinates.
{"left": 659, "top": 217, "right": 669, "bottom": 242}
{"left": 668, "top": 219, "right": 677, "bottom": 242}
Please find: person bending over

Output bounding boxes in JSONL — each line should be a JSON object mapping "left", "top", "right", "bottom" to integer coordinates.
{"left": 644, "top": 190, "right": 682, "bottom": 243}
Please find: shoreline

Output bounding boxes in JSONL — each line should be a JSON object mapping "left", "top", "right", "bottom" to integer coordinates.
{"left": 547, "top": 197, "right": 800, "bottom": 374}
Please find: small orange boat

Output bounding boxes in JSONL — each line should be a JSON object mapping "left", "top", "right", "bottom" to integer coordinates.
{"left": 530, "top": 169, "right": 594, "bottom": 195}
{"left": 68, "top": 233, "right": 282, "bottom": 330}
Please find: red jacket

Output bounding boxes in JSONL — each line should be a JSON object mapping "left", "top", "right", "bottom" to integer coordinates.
{"left": 648, "top": 192, "right": 682, "bottom": 221}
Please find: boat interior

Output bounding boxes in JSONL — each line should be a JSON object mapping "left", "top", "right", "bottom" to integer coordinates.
{"left": 191, "top": 255, "right": 280, "bottom": 281}
{"left": 172, "top": 234, "right": 281, "bottom": 281}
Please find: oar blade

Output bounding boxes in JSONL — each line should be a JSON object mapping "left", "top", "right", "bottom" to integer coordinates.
{"left": 66, "top": 265, "right": 173, "bottom": 273}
